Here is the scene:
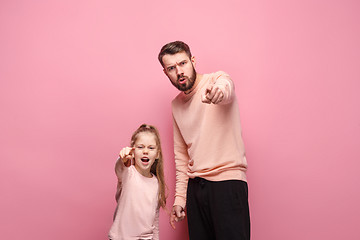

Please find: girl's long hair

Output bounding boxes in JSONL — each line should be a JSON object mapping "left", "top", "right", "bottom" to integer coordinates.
{"left": 130, "top": 124, "right": 167, "bottom": 209}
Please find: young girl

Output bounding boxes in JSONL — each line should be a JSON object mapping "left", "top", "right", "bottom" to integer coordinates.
{"left": 108, "top": 124, "right": 167, "bottom": 240}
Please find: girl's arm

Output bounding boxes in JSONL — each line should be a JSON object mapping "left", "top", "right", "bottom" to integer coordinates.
{"left": 115, "top": 181, "right": 121, "bottom": 203}
{"left": 115, "top": 147, "right": 134, "bottom": 179}
{"left": 114, "top": 147, "right": 134, "bottom": 201}
{"left": 112, "top": 147, "right": 134, "bottom": 220}
{"left": 152, "top": 208, "right": 160, "bottom": 240}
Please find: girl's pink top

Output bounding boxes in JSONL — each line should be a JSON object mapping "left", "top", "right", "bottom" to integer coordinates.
{"left": 109, "top": 164, "right": 159, "bottom": 240}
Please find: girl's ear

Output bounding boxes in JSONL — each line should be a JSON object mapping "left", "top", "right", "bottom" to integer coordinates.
{"left": 156, "top": 150, "right": 160, "bottom": 159}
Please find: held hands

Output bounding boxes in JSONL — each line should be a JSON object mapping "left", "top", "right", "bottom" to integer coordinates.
{"left": 170, "top": 205, "right": 186, "bottom": 229}
{"left": 201, "top": 83, "right": 224, "bottom": 104}
{"left": 119, "top": 147, "right": 134, "bottom": 166}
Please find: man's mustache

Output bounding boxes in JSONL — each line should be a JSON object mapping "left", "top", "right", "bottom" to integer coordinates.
{"left": 177, "top": 75, "right": 188, "bottom": 80}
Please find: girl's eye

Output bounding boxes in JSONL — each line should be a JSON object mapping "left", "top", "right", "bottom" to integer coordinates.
{"left": 137, "top": 146, "right": 144, "bottom": 149}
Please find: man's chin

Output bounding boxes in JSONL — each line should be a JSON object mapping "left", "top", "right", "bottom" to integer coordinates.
{"left": 178, "top": 81, "right": 195, "bottom": 92}
{"left": 178, "top": 85, "right": 192, "bottom": 92}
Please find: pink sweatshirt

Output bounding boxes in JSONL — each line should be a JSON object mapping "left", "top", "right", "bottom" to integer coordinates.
{"left": 171, "top": 71, "right": 248, "bottom": 208}
{"left": 109, "top": 164, "right": 159, "bottom": 240}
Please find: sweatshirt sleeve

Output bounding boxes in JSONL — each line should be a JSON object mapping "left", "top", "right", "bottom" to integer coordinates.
{"left": 172, "top": 114, "right": 190, "bottom": 209}
{"left": 212, "top": 71, "right": 235, "bottom": 105}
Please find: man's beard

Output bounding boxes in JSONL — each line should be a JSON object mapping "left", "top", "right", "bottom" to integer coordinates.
{"left": 172, "top": 65, "right": 197, "bottom": 92}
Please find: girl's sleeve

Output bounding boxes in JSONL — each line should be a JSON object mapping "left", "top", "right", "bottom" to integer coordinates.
{"left": 114, "top": 158, "right": 124, "bottom": 202}
{"left": 114, "top": 157, "right": 131, "bottom": 202}
{"left": 152, "top": 208, "right": 160, "bottom": 240}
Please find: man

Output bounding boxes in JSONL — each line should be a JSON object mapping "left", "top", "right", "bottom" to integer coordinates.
{"left": 158, "top": 41, "right": 250, "bottom": 240}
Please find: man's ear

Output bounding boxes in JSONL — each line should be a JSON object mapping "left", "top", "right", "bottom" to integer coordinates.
{"left": 191, "top": 56, "right": 196, "bottom": 68}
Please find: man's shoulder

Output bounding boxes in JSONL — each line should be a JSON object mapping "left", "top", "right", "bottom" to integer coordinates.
{"left": 171, "top": 92, "right": 183, "bottom": 107}
{"left": 172, "top": 92, "right": 183, "bottom": 101}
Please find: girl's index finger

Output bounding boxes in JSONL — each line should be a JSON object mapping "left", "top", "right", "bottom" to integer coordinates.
{"left": 130, "top": 147, "right": 135, "bottom": 153}
{"left": 127, "top": 147, "right": 135, "bottom": 156}
{"left": 123, "top": 147, "right": 132, "bottom": 156}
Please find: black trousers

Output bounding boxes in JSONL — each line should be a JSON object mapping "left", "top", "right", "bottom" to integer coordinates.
{"left": 186, "top": 177, "right": 250, "bottom": 240}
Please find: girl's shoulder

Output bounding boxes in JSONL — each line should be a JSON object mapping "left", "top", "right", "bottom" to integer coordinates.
{"left": 117, "top": 164, "right": 136, "bottom": 182}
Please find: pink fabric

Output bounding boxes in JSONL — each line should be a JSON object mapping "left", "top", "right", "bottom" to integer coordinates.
{"left": 171, "top": 71, "right": 247, "bottom": 208}
{"left": 109, "top": 164, "right": 159, "bottom": 240}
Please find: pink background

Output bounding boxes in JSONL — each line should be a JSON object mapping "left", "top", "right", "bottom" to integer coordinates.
{"left": 1, "top": 0, "right": 359, "bottom": 239}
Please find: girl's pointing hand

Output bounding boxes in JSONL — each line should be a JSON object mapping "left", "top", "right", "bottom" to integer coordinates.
{"left": 119, "top": 147, "right": 134, "bottom": 164}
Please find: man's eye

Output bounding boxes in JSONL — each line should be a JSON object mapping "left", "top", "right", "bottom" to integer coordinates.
{"left": 168, "top": 66, "right": 174, "bottom": 71}
{"left": 180, "top": 62, "right": 186, "bottom": 65}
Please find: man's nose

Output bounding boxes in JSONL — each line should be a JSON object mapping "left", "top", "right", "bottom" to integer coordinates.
{"left": 175, "top": 65, "right": 183, "bottom": 75}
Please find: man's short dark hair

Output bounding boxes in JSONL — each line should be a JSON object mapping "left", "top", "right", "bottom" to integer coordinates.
{"left": 158, "top": 41, "right": 192, "bottom": 67}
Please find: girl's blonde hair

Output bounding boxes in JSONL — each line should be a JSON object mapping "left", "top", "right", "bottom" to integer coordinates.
{"left": 130, "top": 124, "right": 167, "bottom": 209}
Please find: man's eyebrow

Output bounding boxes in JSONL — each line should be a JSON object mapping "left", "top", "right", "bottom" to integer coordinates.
{"left": 167, "top": 60, "right": 187, "bottom": 67}
{"left": 166, "top": 64, "right": 175, "bottom": 69}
